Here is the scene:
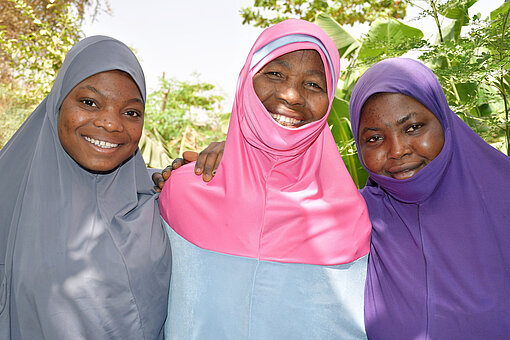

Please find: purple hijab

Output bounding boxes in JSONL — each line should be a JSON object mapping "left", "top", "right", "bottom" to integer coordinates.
{"left": 349, "top": 58, "right": 510, "bottom": 339}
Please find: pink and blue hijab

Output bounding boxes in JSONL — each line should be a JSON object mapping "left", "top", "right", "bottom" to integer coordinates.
{"left": 350, "top": 58, "right": 510, "bottom": 339}
{"left": 160, "top": 19, "right": 371, "bottom": 266}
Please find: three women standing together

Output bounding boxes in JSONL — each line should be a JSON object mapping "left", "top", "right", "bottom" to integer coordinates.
{"left": 1, "top": 17, "right": 509, "bottom": 340}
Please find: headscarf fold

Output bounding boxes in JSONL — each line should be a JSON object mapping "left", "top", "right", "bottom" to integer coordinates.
{"left": 0, "top": 36, "right": 171, "bottom": 339}
{"left": 160, "top": 19, "right": 371, "bottom": 265}
{"left": 349, "top": 58, "right": 510, "bottom": 339}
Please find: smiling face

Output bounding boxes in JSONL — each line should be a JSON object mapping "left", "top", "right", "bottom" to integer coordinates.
{"left": 252, "top": 49, "right": 329, "bottom": 128}
{"left": 358, "top": 92, "right": 445, "bottom": 180}
{"left": 58, "top": 70, "right": 144, "bottom": 172}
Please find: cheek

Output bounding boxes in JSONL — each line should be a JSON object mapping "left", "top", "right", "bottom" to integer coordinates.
{"left": 126, "top": 122, "right": 143, "bottom": 149}
{"left": 57, "top": 112, "right": 74, "bottom": 144}
{"left": 418, "top": 132, "right": 445, "bottom": 160}
{"left": 255, "top": 87, "right": 272, "bottom": 104}
{"left": 310, "top": 95, "right": 329, "bottom": 120}
{"left": 360, "top": 147, "right": 385, "bottom": 173}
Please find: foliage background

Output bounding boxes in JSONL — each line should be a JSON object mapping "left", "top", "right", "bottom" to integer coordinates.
{"left": 1, "top": 0, "right": 508, "bottom": 187}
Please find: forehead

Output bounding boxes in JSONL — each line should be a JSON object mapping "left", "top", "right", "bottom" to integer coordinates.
{"left": 77, "top": 70, "right": 135, "bottom": 86}
{"left": 360, "top": 92, "right": 437, "bottom": 124}
{"left": 68, "top": 70, "right": 142, "bottom": 102}
{"left": 262, "top": 50, "right": 325, "bottom": 71}
{"left": 250, "top": 34, "right": 335, "bottom": 86}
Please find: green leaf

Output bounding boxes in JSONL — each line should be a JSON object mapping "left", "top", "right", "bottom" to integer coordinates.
{"left": 441, "top": 21, "right": 458, "bottom": 42}
{"left": 315, "top": 13, "right": 361, "bottom": 59}
{"left": 328, "top": 96, "right": 368, "bottom": 188}
{"left": 358, "top": 18, "right": 424, "bottom": 59}
{"left": 490, "top": 2, "right": 510, "bottom": 22}
{"left": 441, "top": 0, "right": 477, "bottom": 20}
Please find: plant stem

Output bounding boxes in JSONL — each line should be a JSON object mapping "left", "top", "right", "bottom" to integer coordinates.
{"left": 498, "top": 5, "right": 510, "bottom": 155}
{"left": 502, "top": 79, "right": 509, "bottom": 155}
{"left": 429, "top": 0, "right": 444, "bottom": 42}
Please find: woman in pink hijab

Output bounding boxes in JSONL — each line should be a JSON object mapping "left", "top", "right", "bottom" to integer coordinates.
{"left": 159, "top": 19, "right": 371, "bottom": 339}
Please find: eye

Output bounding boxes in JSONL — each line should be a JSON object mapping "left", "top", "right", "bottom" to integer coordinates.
{"left": 366, "top": 135, "right": 382, "bottom": 143}
{"left": 124, "top": 110, "right": 142, "bottom": 118}
{"left": 80, "top": 99, "right": 98, "bottom": 107}
{"left": 406, "top": 123, "right": 423, "bottom": 133}
{"left": 305, "top": 82, "right": 325, "bottom": 91}
{"left": 264, "top": 71, "right": 284, "bottom": 79}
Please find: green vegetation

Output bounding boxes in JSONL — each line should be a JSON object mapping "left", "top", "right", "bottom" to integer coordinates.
{"left": 1, "top": 0, "right": 508, "bottom": 183}
{"left": 140, "top": 74, "right": 229, "bottom": 169}
{"left": 313, "top": 0, "right": 509, "bottom": 187}
{"left": 0, "top": 0, "right": 107, "bottom": 147}
{"left": 240, "top": 0, "right": 407, "bottom": 27}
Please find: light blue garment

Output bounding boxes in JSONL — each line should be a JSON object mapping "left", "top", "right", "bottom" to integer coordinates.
{"left": 164, "top": 221, "right": 367, "bottom": 340}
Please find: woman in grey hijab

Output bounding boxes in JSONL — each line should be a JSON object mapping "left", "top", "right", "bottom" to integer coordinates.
{"left": 0, "top": 36, "right": 171, "bottom": 339}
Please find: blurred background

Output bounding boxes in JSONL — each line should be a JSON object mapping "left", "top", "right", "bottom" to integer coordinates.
{"left": 1, "top": 0, "right": 508, "bottom": 187}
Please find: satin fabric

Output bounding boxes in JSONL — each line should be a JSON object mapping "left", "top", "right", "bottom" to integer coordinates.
{"left": 0, "top": 36, "right": 171, "bottom": 339}
{"left": 163, "top": 222, "right": 368, "bottom": 339}
{"left": 160, "top": 18, "right": 371, "bottom": 266}
{"left": 349, "top": 58, "right": 510, "bottom": 339}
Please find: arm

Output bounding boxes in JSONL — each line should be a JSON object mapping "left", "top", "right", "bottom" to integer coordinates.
{"left": 152, "top": 141, "right": 225, "bottom": 192}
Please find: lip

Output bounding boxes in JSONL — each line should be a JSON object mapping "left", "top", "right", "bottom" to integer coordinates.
{"left": 269, "top": 112, "right": 306, "bottom": 128}
{"left": 83, "top": 135, "right": 124, "bottom": 153}
{"left": 386, "top": 162, "right": 425, "bottom": 180}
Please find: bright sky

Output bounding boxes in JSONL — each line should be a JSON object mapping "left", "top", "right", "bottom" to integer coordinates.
{"left": 82, "top": 0, "right": 264, "bottom": 105}
{"left": 82, "top": 0, "right": 504, "bottom": 105}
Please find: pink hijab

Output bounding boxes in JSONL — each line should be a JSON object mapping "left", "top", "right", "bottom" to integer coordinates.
{"left": 159, "top": 19, "right": 370, "bottom": 265}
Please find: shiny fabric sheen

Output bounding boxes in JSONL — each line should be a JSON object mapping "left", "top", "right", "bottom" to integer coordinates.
{"left": 164, "top": 222, "right": 367, "bottom": 340}
{"left": 0, "top": 36, "right": 171, "bottom": 339}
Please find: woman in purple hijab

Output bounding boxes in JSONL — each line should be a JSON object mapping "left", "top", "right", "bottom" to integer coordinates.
{"left": 349, "top": 57, "right": 510, "bottom": 339}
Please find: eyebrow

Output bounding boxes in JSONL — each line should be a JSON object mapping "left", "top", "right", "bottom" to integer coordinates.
{"left": 270, "top": 60, "right": 325, "bottom": 74}
{"left": 271, "top": 59, "right": 291, "bottom": 68}
{"left": 360, "top": 126, "right": 381, "bottom": 135}
{"left": 396, "top": 112, "right": 417, "bottom": 125}
{"left": 305, "top": 69, "right": 326, "bottom": 78}
{"left": 84, "top": 85, "right": 104, "bottom": 97}
{"left": 80, "top": 85, "right": 143, "bottom": 105}
{"left": 127, "top": 98, "right": 144, "bottom": 105}
{"left": 360, "top": 112, "right": 419, "bottom": 135}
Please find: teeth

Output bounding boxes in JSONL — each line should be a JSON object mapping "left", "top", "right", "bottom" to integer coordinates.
{"left": 270, "top": 113, "right": 303, "bottom": 127}
{"left": 84, "top": 136, "right": 119, "bottom": 149}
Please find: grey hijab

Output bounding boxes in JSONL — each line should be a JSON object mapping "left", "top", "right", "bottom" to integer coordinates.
{"left": 0, "top": 36, "right": 171, "bottom": 339}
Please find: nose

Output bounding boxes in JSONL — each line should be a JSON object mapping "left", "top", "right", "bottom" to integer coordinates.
{"left": 93, "top": 107, "right": 123, "bottom": 132}
{"left": 276, "top": 81, "right": 305, "bottom": 106}
{"left": 388, "top": 136, "right": 411, "bottom": 159}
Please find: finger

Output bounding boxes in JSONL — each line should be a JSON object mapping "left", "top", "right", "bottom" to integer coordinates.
{"left": 162, "top": 165, "right": 173, "bottom": 181}
{"left": 152, "top": 172, "right": 164, "bottom": 188}
{"left": 182, "top": 151, "right": 198, "bottom": 164}
{"left": 153, "top": 185, "right": 161, "bottom": 193}
{"left": 212, "top": 148, "right": 224, "bottom": 176}
{"left": 211, "top": 141, "right": 225, "bottom": 176}
{"left": 201, "top": 149, "right": 219, "bottom": 180}
{"left": 194, "top": 152, "right": 207, "bottom": 175}
{"left": 195, "top": 141, "right": 222, "bottom": 176}
{"left": 171, "top": 158, "right": 185, "bottom": 170}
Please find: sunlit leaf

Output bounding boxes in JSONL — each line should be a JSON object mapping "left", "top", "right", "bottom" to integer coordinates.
{"left": 328, "top": 97, "right": 368, "bottom": 188}
{"left": 358, "top": 18, "right": 424, "bottom": 58}
{"left": 315, "top": 13, "right": 361, "bottom": 59}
